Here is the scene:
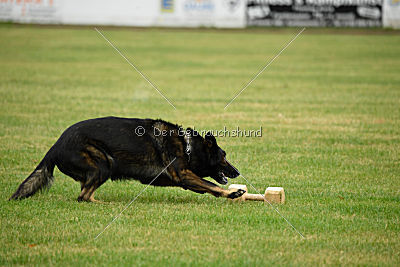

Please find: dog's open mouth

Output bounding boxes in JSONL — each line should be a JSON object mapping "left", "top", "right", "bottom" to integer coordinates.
{"left": 214, "top": 171, "right": 228, "bottom": 185}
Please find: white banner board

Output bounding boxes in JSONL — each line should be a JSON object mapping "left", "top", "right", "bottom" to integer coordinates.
{"left": 157, "top": 0, "right": 246, "bottom": 28}
{"left": 383, "top": 0, "right": 400, "bottom": 28}
{"left": 0, "top": 0, "right": 246, "bottom": 28}
{"left": 0, "top": 0, "right": 61, "bottom": 24}
{"left": 247, "top": 0, "right": 383, "bottom": 27}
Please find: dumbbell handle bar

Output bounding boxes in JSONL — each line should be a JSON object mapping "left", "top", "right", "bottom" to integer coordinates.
{"left": 243, "top": 193, "right": 265, "bottom": 201}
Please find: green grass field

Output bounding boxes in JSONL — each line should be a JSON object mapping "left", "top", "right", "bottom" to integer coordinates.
{"left": 0, "top": 24, "right": 399, "bottom": 266}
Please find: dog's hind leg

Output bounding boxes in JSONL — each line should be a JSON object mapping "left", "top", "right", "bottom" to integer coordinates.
{"left": 78, "top": 172, "right": 107, "bottom": 202}
{"left": 88, "top": 192, "right": 101, "bottom": 203}
{"left": 77, "top": 145, "right": 112, "bottom": 202}
{"left": 78, "top": 185, "right": 102, "bottom": 203}
{"left": 78, "top": 165, "right": 109, "bottom": 202}
{"left": 82, "top": 174, "right": 108, "bottom": 203}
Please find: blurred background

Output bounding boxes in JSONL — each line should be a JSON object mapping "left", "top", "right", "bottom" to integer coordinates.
{"left": 0, "top": 0, "right": 399, "bottom": 29}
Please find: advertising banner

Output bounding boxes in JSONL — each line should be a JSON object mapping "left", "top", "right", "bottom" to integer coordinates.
{"left": 0, "top": 0, "right": 246, "bottom": 28}
{"left": 383, "top": 0, "right": 400, "bottom": 28}
{"left": 156, "top": 0, "right": 246, "bottom": 28}
{"left": 0, "top": 0, "right": 61, "bottom": 24}
{"left": 247, "top": 0, "right": 383, "bottom": 27}
{"left": 1, "top": 0, "right": 397, "bottom": 29}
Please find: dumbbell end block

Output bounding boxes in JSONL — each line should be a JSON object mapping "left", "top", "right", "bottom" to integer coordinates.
{"left": 265, "top": 187, "right": 285, "bottom": 204}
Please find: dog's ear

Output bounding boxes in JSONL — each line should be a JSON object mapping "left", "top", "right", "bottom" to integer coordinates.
{"left": 204, "top": 132, "right": 216, "bottom": 148}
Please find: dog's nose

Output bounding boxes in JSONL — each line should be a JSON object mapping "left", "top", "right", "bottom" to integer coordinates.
{"left": 232, "top": 170, "right": 240, "bottom": 178}
{"left": 229, "top": 167, "right": 240, "bottom": 178}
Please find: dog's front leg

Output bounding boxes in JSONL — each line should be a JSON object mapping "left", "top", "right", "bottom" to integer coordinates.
{"left": 177, "top": 169, "right": 245, "bottom": 199}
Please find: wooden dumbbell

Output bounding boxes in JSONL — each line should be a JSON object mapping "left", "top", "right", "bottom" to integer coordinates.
{"left": 228, "top": 184, "right": 285, "bottom": 204}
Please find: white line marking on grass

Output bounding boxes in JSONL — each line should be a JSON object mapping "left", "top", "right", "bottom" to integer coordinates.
{"left": 224, "top": 27, "right": 306, "bottom": 110}
{"left": 94, "top": 27, "right": 176, "bottom": 110}
{"left": 94, "top": 157, "right": 177, "bottom": 240}
{"left": 239, "top": 173, "right": 305, "bottom": 239}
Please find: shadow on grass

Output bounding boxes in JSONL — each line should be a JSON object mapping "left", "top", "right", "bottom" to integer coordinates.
{"left": 100, "top": 194, "right": 213, "bottom": 205}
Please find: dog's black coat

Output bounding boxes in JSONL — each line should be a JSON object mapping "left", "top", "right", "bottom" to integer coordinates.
{"left": 10, "top": 117, "right": 245, "bottom": 201}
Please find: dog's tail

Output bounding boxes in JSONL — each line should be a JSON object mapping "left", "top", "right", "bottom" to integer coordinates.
{"left": 9, "top": 148, "right": 56, "bottom": 200}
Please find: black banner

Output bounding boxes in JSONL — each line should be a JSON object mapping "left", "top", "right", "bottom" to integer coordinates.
{"left": 247, "top": 0, "right": 382, "bottom": 27}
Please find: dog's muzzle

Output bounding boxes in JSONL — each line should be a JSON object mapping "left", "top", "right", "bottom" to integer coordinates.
{"left": 215, "top": 171, "right": 229, "bottom": 185}
{"left": 213, "top": 160, "right": 240, "bottom": 185}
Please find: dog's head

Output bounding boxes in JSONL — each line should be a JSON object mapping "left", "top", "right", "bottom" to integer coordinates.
{"left": 194, "top": 132, "right": 240, "bottom": 185}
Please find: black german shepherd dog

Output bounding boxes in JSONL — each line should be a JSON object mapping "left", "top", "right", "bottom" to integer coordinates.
{"left": 10, "top": 117, "right": 245, "bottom": 202}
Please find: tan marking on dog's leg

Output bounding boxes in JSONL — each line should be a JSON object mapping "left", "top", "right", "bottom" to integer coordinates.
{"left": 78, "top": 187, "right": 88, "bottom": 199}
{"left": 89, "top": 191, "right": 96, "bottom": 202}
{"left": 88, "top": 191, "right": 105, "bottom": 203}
{"left": 81, "top": 185, "right": 95, "bottom": 202}
{"left": 77, "top": 185, "right": 96, "bottom": 202}
{"left": 82, "top": 185, "right": 105, "bottom": 203}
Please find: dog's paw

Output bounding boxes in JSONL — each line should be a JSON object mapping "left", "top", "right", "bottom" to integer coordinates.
{"left": 227, "top": 189, "right": 246, "bottom": 199}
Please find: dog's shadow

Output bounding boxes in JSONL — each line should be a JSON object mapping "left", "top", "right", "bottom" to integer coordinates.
{"left": 69, "top": 181, "right": 220, "bottom": 205}
{"left": 100, "top": 193, "right": 212, "bottom": 205}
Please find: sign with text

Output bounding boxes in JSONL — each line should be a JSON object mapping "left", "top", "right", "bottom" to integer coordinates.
{"left": 0, "top": 0, "right": 245, "bottom": 28}
{"left": 247, "top": 0, "right": 383, "bottom": 27}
